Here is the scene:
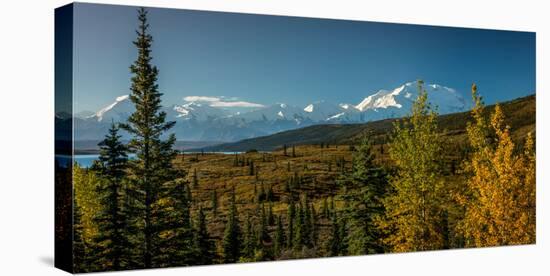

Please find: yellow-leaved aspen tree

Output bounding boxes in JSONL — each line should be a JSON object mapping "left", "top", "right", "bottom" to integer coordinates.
{"left": 458, "top": 84, "right": 536, "bottom": 247}
{"left": 380, "top": 80, "right": 448, "bottom": 252}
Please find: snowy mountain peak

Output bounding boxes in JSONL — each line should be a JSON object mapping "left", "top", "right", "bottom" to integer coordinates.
{"left": 92, "top": 94, "right": 131, "bottom": 122}
{"left": 304, "top": 104, "right": 314, "bottom": 113}
{"left": 116, "top": 95, "right": 130, "bottom": 102}
{"left": 355, "top": 81, "right": 468, "bottom": 114}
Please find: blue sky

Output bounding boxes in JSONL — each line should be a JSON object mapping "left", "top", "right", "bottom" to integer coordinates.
{"left": 73, "top": 3, "right": 535, "bottom": 113}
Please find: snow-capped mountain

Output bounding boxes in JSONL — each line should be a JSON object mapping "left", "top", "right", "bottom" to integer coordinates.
{"left": 171, "top": 101, "right": 231, "bottom": 121}
{"left": 73, "top": 80, "right": 470, "bottom": 142}
{"left": 302, "top": 101, "right": 351, "bottom": 122}
{"left": 356, "top": 81, "right": 467, "bottom": 114}
{"left": 88, "top": 95, "right": 133, "bottom": 122}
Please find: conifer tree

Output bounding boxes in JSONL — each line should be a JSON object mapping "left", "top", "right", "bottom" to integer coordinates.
{"left": 90, "top": 123, "right": 132, "bottom": 270}
{"left": 338, "top": 217, "right": 349, "bottom": 255}
{"left": 274, "top": 215, "right": 286, "bottom": 255}
{"left": 222, "top": 188, "right": 242, "bottom": 263}
{"left": 310, "top": 203, "right": 319, "bottom": 246}
{"left": 73, "top": 200, "right": 88, "bottom": 273}
{"left": 302, "top": 196, "right": 313, "bottom": 247}
{"left": 211, "top": 190, "right": 218, "bottom": 217}
{"left": 258, "top": 203, "right": 271, "bottom": 245}
{"left": 119, "top": 7, "right": 180, "bottom": 268}
{"left": 267, "top": 203, "right": 275, "bottom": 226}
{"left": 249, "top": 160, "right": 255, "bottom": 176}
{"left": 292, "top": 145, "right": 296, "bottom": 157}
{"left": 293, "top": 202, "right": 305, "bottom": 250}
{"left": 156, "top": 180, "right": 195, "bottom": 267}
{"left": 340, "top": 133, "right": 387, "bottom": 255}
{"left": 381, "top": 80, "right": 447, "bottom": 252}
{"left": 194, "top": 206, "right": 215, "bottom": 265}
{"left": 242, "top": 214, "right": 255, "bottom": 259}
{"left": 287, "top": 199, "right": 296, "bottom": 248}
{"left": 327, "top": 213, "right": 341, "bottom": 256}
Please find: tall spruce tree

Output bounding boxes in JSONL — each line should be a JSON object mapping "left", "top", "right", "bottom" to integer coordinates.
{"left": 194, "top": 206, "right": 216, "bottom": 264}
{"left": 222, "top": 188, "right": 242, "bottom": 263}
{"left": 90, "top": 123, "right": 132, "bottom": 270}
{"left": 274, "top": 215, "right": 286, "bottom": 255}
{"left": 327, "top": 213, "right": 341, "bottom": 256}
{"left": 339, "top": 133, "right": 387, "bottom": 255}
{"left": 120, "top": 7, "right": 180, "bottom": 268}
{"left": 157, "top": 180, "right": 196, "bottom": 267}
{"left": 242, "top": 214, "right": 255, "bottom": 259}
{"left": 211, "top": 190, "right": 218, "bottom": 217}
{"left": 287, "top": 199, "right": 296, "bottom": 248}
{"left": 73, "top": 200, "right": 88, "bottom": 273}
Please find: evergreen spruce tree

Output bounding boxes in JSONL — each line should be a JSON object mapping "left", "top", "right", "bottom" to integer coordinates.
{"left": 274, "top": 216, "right": 286, "bottom": 255}
{"left": 242, "top": 214, "right": 255, "bottom": 259}
{"left": 340, "top": 133, "right": 387, "bottom": 255}
{"left": 327, "top": 213, "right": 341, "bottom": 256}
{"left": 73, "top": 200, "right": 88, "bottom": 273}
{"left": 267, "top": 203, "right": 275, "bottom": 226}
{"left": 194, "top": 206, "right": 216, "bottom": 265}
{"left": 292, "top": 145, "right": 296, "bottom": 157}
{"left": 293, "top": 202, "right": 305, "bottom": 250}
{"left": 267, "top": 185, "right": 274, "bottom": 202}
{"left": 338, "top": 217, "right": 349, "bottom": 255}
{"left": 310, "top": 203, "right": 319, "bottom": 246}
{"left": 287, "top": 199, "right": 296, "bottom": 248}
{"left": 302, "top": 196, "right": 313, "bottom": 247}
{"left": 90, "top": 123, "right": 132, "bottom": 270}
{"left": 211, "top": 190, "right": 218, "bottom": 217}
{"left": 157, "top": 180, "right": 196, "bottom": 267}
{"left": 258, "top": 203, "right": 271, "bottom": 245}
{"left": 249, "top": 160, "right": 255, "bottom": 176}
{"left": 119, "top": 7, "right": 181, "bottom": 268}
{"left": 222, "top": 188, "right": 242, "bottom": 263}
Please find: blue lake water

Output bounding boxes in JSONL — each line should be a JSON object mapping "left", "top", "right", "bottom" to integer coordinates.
{"left": 56, "top": 154, "right": 137, "bottom": 168}
{"left": 56, "top": 152, "right": 242, "bottom": 168}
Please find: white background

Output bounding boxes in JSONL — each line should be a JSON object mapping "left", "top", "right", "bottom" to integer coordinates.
{"left": 0, "top": 0, "right": 548, "bottom": 275}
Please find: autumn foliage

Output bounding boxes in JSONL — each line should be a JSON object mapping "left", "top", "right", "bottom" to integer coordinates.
{"left": 457, "top": 84, "right": 536, "bottom": 247}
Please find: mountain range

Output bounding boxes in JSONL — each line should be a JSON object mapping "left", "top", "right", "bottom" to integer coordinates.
{"left": 72, "top": 80, "right": 471, "bottom": 142}
{"left": 200, "top": 94, "right": 535, "bottom": 152}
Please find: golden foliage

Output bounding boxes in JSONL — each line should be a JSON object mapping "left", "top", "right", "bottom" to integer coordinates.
{"left": 458, "top": 84, "right": 535, "bottom": 247}
{"left": 380, "top": 81, "right": 449, "bottom": 252}
{"left": 73, "top": 165, "right": 104, "bottom": 244}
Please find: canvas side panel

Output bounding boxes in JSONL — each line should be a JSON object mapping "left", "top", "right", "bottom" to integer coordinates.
{"left": 54, "top": 3, "right": 74, "bottom": 273}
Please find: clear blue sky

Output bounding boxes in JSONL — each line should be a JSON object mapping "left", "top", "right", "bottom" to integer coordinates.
{"left": 72, "top": 2, "right": 535, "bottom": 113}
